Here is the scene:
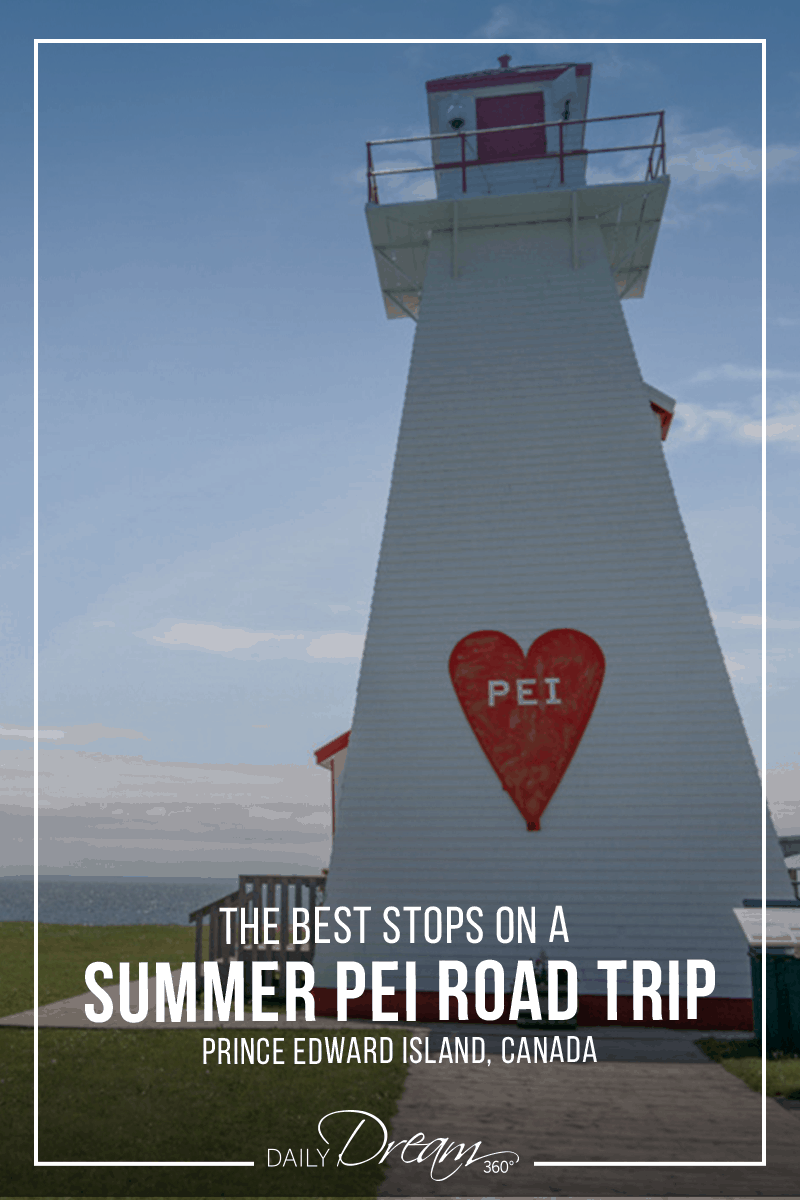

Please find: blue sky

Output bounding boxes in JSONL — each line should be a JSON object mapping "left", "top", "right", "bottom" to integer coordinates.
{"left": 1, "top": 4, "right": 798, "bottom": 789}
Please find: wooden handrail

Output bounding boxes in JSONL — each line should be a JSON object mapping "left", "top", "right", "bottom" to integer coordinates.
{"left": 189, "top": 874, "right": 328, "bottom": 998}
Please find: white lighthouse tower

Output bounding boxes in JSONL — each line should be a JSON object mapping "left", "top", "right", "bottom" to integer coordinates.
{"left": 313, "top": 59, "right": 791, "bottom": 1025}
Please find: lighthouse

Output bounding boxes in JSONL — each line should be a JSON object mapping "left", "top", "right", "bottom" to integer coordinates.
{"left": 313, "top": 59, "right": 791, "bottom": 1025}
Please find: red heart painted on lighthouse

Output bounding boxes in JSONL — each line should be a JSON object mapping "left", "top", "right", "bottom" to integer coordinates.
{"left": 449, "top": 629, "right": 605, "bottom": 831}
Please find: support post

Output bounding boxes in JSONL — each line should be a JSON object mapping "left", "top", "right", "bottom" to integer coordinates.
{"left": 571, "top": 191, "right": 579, "bottom": 270}
{"left": 194, "top": 914, "right": 203, "bottom": 980}
{"left": 367, "top": 142, "right": 377, "bottom": 203}
{"left": 452, "top": 201, "right": 459, "bottom": 279}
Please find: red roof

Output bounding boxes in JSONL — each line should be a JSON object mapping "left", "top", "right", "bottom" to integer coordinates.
{"left": 314, "top": 730, "right": 350, "bottom": 765}
{"left": 426, "top": 63, "right": 591, "bottom": 94}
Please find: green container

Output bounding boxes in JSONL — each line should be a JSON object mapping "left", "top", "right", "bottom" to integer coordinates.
{"left": 750, "top": 950, "right": 800, "bottom": 1053}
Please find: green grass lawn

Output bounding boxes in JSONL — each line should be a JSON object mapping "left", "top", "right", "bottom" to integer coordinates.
{"left": 1, "top": 1027, "right": 407, "bottom": 1196}
{"left": 0, "top": 921, "right": 197, "bottom": 1017}
{"left": 697, "top": 1037, "right": 800, "bottom": 1098}
{"left": 1, "top": 924, "right": 408, "bottom": 1196}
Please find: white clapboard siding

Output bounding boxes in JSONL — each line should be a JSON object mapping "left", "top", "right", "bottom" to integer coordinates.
{"left": 314, "top": 213, "right": 789, "bottom": 999}
{"left": 435, "top": 153, "right": 587, "bottom": 199}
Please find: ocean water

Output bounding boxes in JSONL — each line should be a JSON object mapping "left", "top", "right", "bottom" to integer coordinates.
{"left": 0, "top": 877, "right": 238, "bottom": 926}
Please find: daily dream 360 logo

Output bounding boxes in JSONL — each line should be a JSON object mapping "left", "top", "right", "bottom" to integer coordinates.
{"left": 267, "top": 1109, "right": 520, "bottom": 1182}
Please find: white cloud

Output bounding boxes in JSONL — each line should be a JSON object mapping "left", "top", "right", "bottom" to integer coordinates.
{"left": 151, "top": 621, "right": 302, "bottom": 653}
{"left": 669, "top": 129, "right": 800, "bottom": 188}
{"left": 669, "top": 402, "right": 748, "bottom": 444}
{"left": 0, "top": 747, "right": 332, "bottom": 872}
{"left": 691, "top": 364, "right": 761, "bottom": 384}
{"left": 766, "top": 760, "right": 800, "bottom": 834}
{"left": 589, "top": 45, "right": 642, "bottom": 79}
{"left": 1, "top": 726, "right": 63, "bottom": 741}
{"left": 474, "top": 4, "right": 518, "bottom": 36}
{"left": 690, "top": 364, "right": 800, "bottom": 384}
{"left": 586, "top": 155, "right": 644, "bottom": 187}
{"left": 0, "top": 723, "right": 147, "bottom": 745}
{"left": 306, "top": 632, "right": 365, "bottom": 660}
{"left": 671, "top": 364, "right": 800, "bottom": 448}
{"left": 472, "top": 6, "right": 566, "bottom": 38}
{"left": 589, "top": 126, "right": 799, "bottom": 195}
{"left": 766, "top": 143, "right": 800, "bottom": 181}
{"left": 660, "top": 198, "right": 734, "bottom": 231}
{"left": 711, "top": 612, "right": 800, "bottom": 631}
{"left": 342, "top": 131, "right": 439, "bottom": 205}
{"left": 297, "top": 810, "right": 331, "bottom": 826}
{"left": 370, "top": 157, "right": 437, "bottom": 204}
{"left": 723, "top": 652, "right": 747, "bottom": 678}
{"left": 743, "top": 400, "right": 800, "bottom": 445}
{"left": 712, "top": 611, "right": 761, "bottom": 630}
{"left": 668, "top": 398, "right": 800, "bottom": 447}
{"left": 137, "top": 620, "right": 366, "bottom": 661}
{"left": 0, "top": 748, "right": 301, "bottom": 808}
{"left": 247, "top": 805, "right": 293, "bottom": 820}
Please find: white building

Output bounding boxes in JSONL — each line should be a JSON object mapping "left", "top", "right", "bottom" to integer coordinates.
{"left": 313, "top": 59, "right": 790, "bottom": 1026}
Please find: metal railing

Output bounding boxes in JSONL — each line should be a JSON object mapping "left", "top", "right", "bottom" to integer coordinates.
{"left": 366, "top": 110, "right": 666, "bottom": 203}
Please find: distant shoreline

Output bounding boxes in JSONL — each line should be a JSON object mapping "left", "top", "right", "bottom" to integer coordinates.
{"left": 0, "top": 874, "right": 238, "bottom": 883}
{"left": 0, "top": 877, "right": 241, "bottom": 926}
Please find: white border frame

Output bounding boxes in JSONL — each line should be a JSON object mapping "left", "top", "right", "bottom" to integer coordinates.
{"left": 32, "top": 30, "right": 767, "bottom": 1171}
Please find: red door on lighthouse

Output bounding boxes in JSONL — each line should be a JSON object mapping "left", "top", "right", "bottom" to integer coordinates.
{"left": 476, "top": 91, "right": 546, "bottom": 162}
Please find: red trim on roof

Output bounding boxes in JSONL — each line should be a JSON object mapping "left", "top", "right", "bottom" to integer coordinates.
{"left": 650, "top": 402, "right": 674, "bottom": 441}
{"left": 314, "top": 730, "right": 350, "bottom": 765}
{"left": 426, "top": 64, "right": 591, "bottom": 94}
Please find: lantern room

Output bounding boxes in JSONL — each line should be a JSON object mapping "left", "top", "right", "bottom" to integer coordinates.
{"left": 427, "top": 59, "right": 592, "bottom": 198}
